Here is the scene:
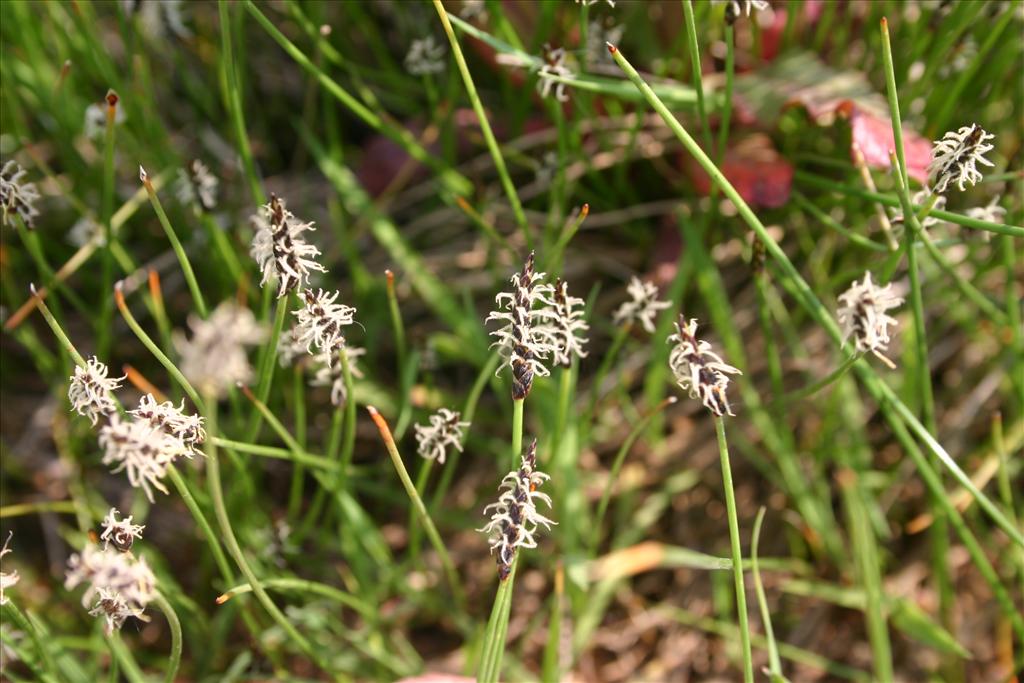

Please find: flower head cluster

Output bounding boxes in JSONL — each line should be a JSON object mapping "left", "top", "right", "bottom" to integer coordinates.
{"left": 1, "top": 160, "right": 41, "bottom": 228}
{"left": 537, "top": 45, "right": 573, "bottom": 102}
{"left": 927, "top": 124, "right": 995, "bottom": 194}
{"left": 68, "top": 357, "right": 125, "bottom": 425}
{"left": 250, "top": 195, "right": 326, "bottom": 299}
{"left": 414, "top": 408, "right": 469, "bottom": 465}
{"left": 99, "top": 508, "right": 145, "bottom": 553}
{"left": 65, "top": 545, "right": 155, "bottom": 633}
{"left": 173, "top": 301, "right": 268, "bottom": 397}
{"left": 129, "top": 394, "right": 205, "bottom": 457}
{"left": 613, "top": 277, "right": 670, "bottom": 333}
{"left": 83, "top": 100, "right": 126, "bottom": 140}
{"left": 837, "top": 272, "right": 903, "bottom": 369}
{"left": 550, "top": 278, "right": 589, "bottom": 366}
{"left": 311, "top": 346, "right": 366, "bottom": 407}
{"left": 478, "top": 439, "right": 555, "bottom": 580}
{"left": 0, "top": 532, "right": 18, "bottom": 606}
{"left": 668, "top": 316, "right": 742, "bottom": 417}
{"left": 293, "top": 288, "right": 357, "bottom": 364}
{"left": 277, "top": 324, "right": 309, "bottom": 367}
{"left": 175, "top": 159, "right": 219, "bottom": 211}
{"left": 99, "top": 415, "right": 192, "bottom": 502}
{"left": 68, "top": 216, "right": 104, "bottom": 247}
{"left": 966, "top": 195, "right": 1006, "bottom": 241}
{"left": 892, "top": 189, "right": 946, "bottom": 231}
{"left": 405, "top": 36, "right": 446, "bottom": 76}
{"left": 487, "top": 252, "right": 559, "bottom": 399}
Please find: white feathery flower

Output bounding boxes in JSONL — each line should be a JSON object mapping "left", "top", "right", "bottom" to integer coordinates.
{"left": 65, "top": 545, "right": 155, "bottom": 633}
{"left": 716, "top": 0, "right": 770, "bottom": 22}
{"left": 250, "top": 196, "right": 326, "bottom": 299}
{"left": 1, "top": 160, "right": 41, "bottom": 228}
{"left": 613, "top": 277, "right": 670, "bottom": 333}
{"left": 173, "top": 301, "right": 268, "bottom": 397}
{"left": 68, "top": 357, "right": 125, "bottom": 425}
{"left": 405, "top": 36, "right": 447, "bottom": 76}
{"left": 927, "top": 124, "right": 995, "bottom": 194}
{"left": 99, "top": 508, "right": 145, "bottom": 553}
{"left": 478, "top": 439, "right": 555, "bottom": 580}
{"left": 293, "top": 288, "right": 357, "bottom": 364}
{"left": 486, "top": 252, "right": 560, "bottom": 399}
{"left": 537, "top": 46, "right": 573, "bottom": 102}
{"left": 175, "top": 159, "right": 219, "bottom": 211}
{"left": 965, "top": 195, "right": 1006, "bottom": 241}
{"left": 837, "top": 271, "right": 903, "bottom": 369}
{"left": 459, "top": 0, "right": 487, "bottom": 19}
{"left": 68, "top": 216, "right": 105, "bottom": 247}
{"left": 83, "top": 102, "right": 125, "bottom": 140}
{"left": 120, "top": 0, "right": 191, "bottom": 39}
{"left": 550, "top": 278, "right": 589, "bottom": 366}
{"left": 311, "top": 346, "right": 366, "bottom": 407}
{"left": 0, "top": 532, "right": 19, "bottom": 606}
{"left": 129, "top": 394, "right": 205, "bottom": 457}
{"left": 586, "top": 20, "right": 625, "bottom": 63}
{"left": 98, "top": 415, "right": 190, "bottom": 502}
{"left": 277, "top": 325, "right": 309, "bottom": 368}
{"left": 414, "top": 408, "right": 469, "bottom": 464}
{"left": 668, "top": 316, "right": 742, "bottom": 417}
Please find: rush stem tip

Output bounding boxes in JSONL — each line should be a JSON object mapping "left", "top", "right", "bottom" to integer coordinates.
{"left": 606, "top": 42, "right": 617, "bottom": 54}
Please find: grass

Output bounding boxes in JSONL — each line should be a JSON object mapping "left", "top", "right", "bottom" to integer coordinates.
{"left": 1, "top": 1, "right": 1021, "bottom": 681}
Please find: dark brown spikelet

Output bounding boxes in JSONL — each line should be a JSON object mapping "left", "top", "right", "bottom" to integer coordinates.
{"left": 495, "top": 439, "right": 539, "bottom": 580}
{"left": 510, "top": 252, "right": 537, "bottom": 400}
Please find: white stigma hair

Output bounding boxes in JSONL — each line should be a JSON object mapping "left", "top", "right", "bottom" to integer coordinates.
{"left": 927, "top": 124, "right": 995, "bottom": 194}
{"left": 837, "top": 271, "right": 904, "bottom": 369}
{"left": 667, "top": 316, "right": 742, "bottom": 417}
{"left": 250, "top": 195, "right": 326, "bottom": 298}
{"left": 414, "top": 408, "right": 470, "bottom": 465}
{"left": 68, "top": 356, "right": 125, "bottom": 425}
{"left": 613, "top": 277, "right": 671, "bottom": 333}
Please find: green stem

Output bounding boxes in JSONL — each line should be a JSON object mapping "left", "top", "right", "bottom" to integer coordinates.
{"left": 152, "top": 593, "right": 182, "bottom": 683}
{"left": 31, "top": 288, "right": 87, "bottom": 367}
{"left": 681, "top": 0, "right": 712, "bottom": 151}
{"left": 217, "top": 577, "right": 372, "bottom": 618}
{"left": 337, "top": 349, "right": 357, "bottom": 491}
{"left": 141, "top": 171, "right": 208, "bottom": 316}
{"left": 105, "top": 632, "right": 146, "bottom": 683}
{"left": 716, "top": 24, "right": 734, "bottom": 162}
{"left": 166, "top": 467, "right": 233, "bottom": 583}
{"left": 204, "top": 398, "right": 329, "bottom": 672}
{"left": 781, "top": 353, "right": 861, "bottom": 404}
{"left": 2, "top": 601, "right": 61, "bottom": 682}
{"left": 511, "top": 397, "right": 524, "bottom": 470}
{"left": 245, "top": 296, "right": 288, "bottom": 441}
{"left": 750, "top": 508, "right": 782, "bottom": 678}
{"left": 434, "top": 0, "right": 530, "bottom": 248}
{"left": 477, "top": 556, "right": 519, "bottom": 683}
{"left": 367, "top": 406, "right": 463, "bottom": 604}
{"left": 99, "top": 94, "right": 117, "bottom": 359}
{"left": 714, "top": 417, "right": 754, "bottom": 683}
{"left": 219, "top": 0, "right": 264, "bottom": 204}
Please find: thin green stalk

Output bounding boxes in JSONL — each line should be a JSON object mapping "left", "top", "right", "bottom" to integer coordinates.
{"left": 0, "top": 500, "right": 78, "bottom": 518}
{"left": 115, "top": 284, "right": 205, "bottom": 412}
{"left": 166, "top": 467, "right": 233, "bottom": 583}
{"left": 217, "top": 577, "right": 372, "bottom": 618}
{"left": 478, "top": 557, "right": 519, "bottom": 683}
{"left": 434, "top": 0, "right": 530, "bottom": 247}
{"left": 543, "top": 204, "right": 590, "bottom": 275}
{"left": 288, "top": 365, "right": 306, "bottom": 520}
{"left": 750, "top": 508, "right": 782, "bottom": 679}
{"left": 31, "top": 288, "right": 87, "bottom": 368}
{"left": 583, "top": 323, "right": 631, "bottom": 436}
{"left": 366, "top": 406, "right": 463, "bottom": 604}
{"left": 98, "top": 91, "right": 118, "bottom": 359}
{"left": 244, "top": 296, "right": 288, "bottom": 441}
{"left": 337, "top": 349, "right": 357, "bottom": 491}
{"left": 838, "top": 470, "right": 893, "bottom": 683}
{"left": 589, "top": 397, "right": 677, "bottom": 554}
{"left": 212, "top": 436, "right": 336, "bottom": 471}
{"left": 105, "top": 632, "right": 146, "bottom": 683}
{"left": 780, "top": 353, "right": 861, "bottom": 404}
{"left": 511, "top": 397, "right": 524, "bottom": 470}
{"left": 152, "top": 593, "right": 182, "bottom": 683}
{"left": 384, "top": 270, "right": 407, "bottom": 372}
{"left": 993, "top": 414, "right": 1024, "bottom": 599}
{"left": 608, "top": 43, "right": 1023, "bottom": 548}
{"left": 204, "top": 397, "right": 330, "bottom": 673}
{"left": 714, "top": 417, "right": 754, "bottom": 683}
{"left": 140, "top": 169, "right": 208, "bottom": 316}
{"left": 219, "top": 0, "right": 264, "bottom": 204}
{"left": 791, "top": 192, "right": 889, "bottom": 252}
{"left": 681, "top": 0, "right": 712, "bottom": 151}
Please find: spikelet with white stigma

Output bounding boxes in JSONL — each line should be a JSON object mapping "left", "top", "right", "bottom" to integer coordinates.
{"left": 0, "top": 532, "right": 18, "bottom": 606}
{"left": 250, "top": 195, "right": 326, "bottom": 299}
{"left": 550, "top": 278, "right": 589, "bottom": 366}
{"left": 613, "top": 277, "right": 670, "bottom": 333}
{"left": 65, "top": 545, "right": 155, "bottom": 633}
{"left": 98, "top": 415, "right": 190, "bottom": 502}
{"left": 175, "top": 159, "right": 219, "bottom": 211}
{"left": 927, "top": 124, "right": 995, "bottom": 194}
{"left": 478, "top": 439, "right": 555, "bottom": 580}
{"left": 668, "top": 316, "right": 742, "bottom": 417}
{"left": 99, "top": 508, "right": 145, "bottom": 553}
{"left": 173, "top": 300, "right": 268, "bottom": 398}
{"left": 68, "top": 357, "right": 125, "bottom": 425}
{"left": 129, "top": 394, "right": 205, "bottom": 457}
{"left": 405, "top": 36, "right": 446, "bottom": 76}
{"left": 837, "top": 272, "right": 903, "bottom": 369}
{"left": 486, "top": 252, "right": 559, "bottom": 400}
{"left": 293, "top": 288, "right": 357, "bottom": 364}
{"left": 311, "top": 346, "right": 366, "bottom": 407}
{"left": 276, "top": 324, "right": 309, "bottom": 368}
{"left": 1, "top": 160, "right": 41, "bottom": 229}
{"left": 537, "top": 45, "right": 573, "bottom": 102}
{"left": 415, "top": 408, "right": 469, "bottom": 465}
{"left": 965, "top": 195, "right": 1006, "bottom": 241}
